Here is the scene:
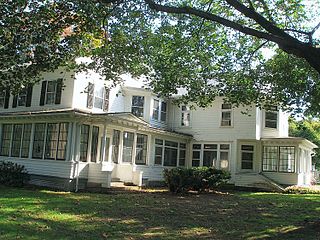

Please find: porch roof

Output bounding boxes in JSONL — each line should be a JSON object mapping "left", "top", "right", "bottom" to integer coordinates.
{"left": 261, "top": 137, "right": 318, "bottom": 149}
{"left": 0, "top": 108, "right": 193, "bottom": 139}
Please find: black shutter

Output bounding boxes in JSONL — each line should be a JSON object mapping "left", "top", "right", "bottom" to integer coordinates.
{"left": 4, "top": 89, "right": 10, "bottom": 109}
{"left": 87, "top": 83, "right": 94, "bottom": 109}
{"left": 39, "top": 81, "right": 47, "bottom": 106}
{"left": 12, "top": 95, "right": 18, "bottom": 108}
{"left": 103, "top": 87, "right": 110, "bottom": 112}
{"left": 55, "top": 79, "right": 63, "bottom": 104}
{"left": 26, "top": 85, "right": 33, "bottom": 107}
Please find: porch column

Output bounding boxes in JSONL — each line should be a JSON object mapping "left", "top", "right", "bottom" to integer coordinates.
{"left": 100, "top": 124, "right": 107, "bottom": 162}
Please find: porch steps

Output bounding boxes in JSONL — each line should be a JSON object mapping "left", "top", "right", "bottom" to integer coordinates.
{"left": 235, "top": 173, "right": 285, "bottom": 192}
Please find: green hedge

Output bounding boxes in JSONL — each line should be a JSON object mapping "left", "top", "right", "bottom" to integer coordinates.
{"left": 0, "top": 161, "right": 30, "bottom": 187}
{"left": 163, "top": 167, "right": 231, "bottom": 193}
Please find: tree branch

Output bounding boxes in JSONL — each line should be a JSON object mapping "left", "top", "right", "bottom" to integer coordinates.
{"left": 145, "top": 0, "right": 287, "bottom": 45}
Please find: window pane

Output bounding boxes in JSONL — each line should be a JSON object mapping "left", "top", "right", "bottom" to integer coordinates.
{"left": 192, "top": 151, "right": 200, "bottom": 159}
{"left": 135, "top": 134, "right": 147, "bottom": 165}
{"left": 56, "top": 123, "right": 68, "bottom": 160}
{"left": 222, "top": 103, "right": 232, "bottom": 109}
{"left": 179, "top": 143, "right": 186, "bottom": 149}
{"left": 154, "top": 146, "right": 163, "bottom": 165}
{"left": 164, "top": 147, "right": 178, "bottom": 166}
{"left": 155, "top": 139, "right": 163, "bottom": 145}
{"left": 32, "top": 123, "right": 46, "bottom": 159}
{"left": 45, "top": 123, "right": 59, "bottom": 159}
{"left": 279, "top": 146, "right": 295, "bottom": 172}
{"left": 160, "top": 102, "right": 167, "bottom": 121}
{"left": 0, "top": 124, "right": 12, "bottom": 156}
{"left": 80, "top": 125, "right": 90, "bottom": 162}
{"left": 122, "top": 131, "right": 134, "bottom": 163}
{"left": 165, "top": 141, "right": 178, "bottom": 148}
{"left": 203, "top": 151, "right": 217, "bottom": 167}
{"left": 11, "top": 124, "right": 23, "bottom": 157}
{"left": 220, "top": 152, "right": 229, "bottom": 169}
{"left": 91, "top": 126, "right": 99, "bottom": 162}
{"left": 263, "top": 146, "right": 278, "bottom": 171}
{"left": 152, "top": 99, "right": 159, "bottom": 120}
{"left": 21, "top": 124, "right": 32, "bottom": 158}
{"left": 112, "top": 129, "right": 120, "bottom": 163}
{"left": 17, "top": 88, "right": 27, "bottom": 107}
{"left": 179, "top": 149, "right": 186, "bottom": 166}
{"left": 204, "top": 144, "right": 217, "bottom": 150}
{"left": 193, "top": 144, "right": 201, "bottom": 150}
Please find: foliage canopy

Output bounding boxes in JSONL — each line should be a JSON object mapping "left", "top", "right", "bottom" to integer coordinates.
{"left": 1, "top": 0, "right": 320, "bottom": 114}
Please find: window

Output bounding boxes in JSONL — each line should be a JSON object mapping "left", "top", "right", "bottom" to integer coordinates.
{"left": 152, "top": 100, "right": 159, "bottom": 120}
{"left": 263, "top": 146, "right": 295, "bottom": 173}
{"left": 86, "top": 83, "right": 109, "bottom": 111}
{"left": 279, "top": 147, "right": 295, "bottom": 172}
{"left": 135, "top": 134, "right": 148, "bottom": 165}
{"left": 32, "top": 123, "right": 46, "bottom": 159}
{"left": 90, "top": 126, "right": 99, "bottom": 162}
{"left": 153, "top": 100, "right": 167, "bottom": 122}
{"left": 203, "top": 144, "right": 217, "bottom": 167}
{"left": 32, "top": 123, "right": 68, "bottom": 160}
{"left": 263, "top": 146, "right": 278, "bottom": 171}
{"left": 265, "top": 106, "right": 278, "bottom": 128}
{"left": 241, "top": 145, "right": 254, "bottom": 170}
{"left": 0, "top": 90, "right": 6, "bottom": 108}
{"left": 11, "top": 124, "right": 23, "bottom": 157}
{"left": 181, "top": 105, "right": 190, "bottom": 127}
{"left": 0, "top": 124, "right": 12, "bottom": 156}
{"left": 164, "top": 141, "right": 178, "bottom": 167}
{"left": 122, "top": 131, "right": 134, "bottom": 163}
{"left": 161, "top": 102, "right": 167, "bottom": 121}
{"left": 39, "top": 80, "right": 63, "bottom": 106}
{"left": 21, "top": 124, "right": 32, "bottom": 158}
{"left": 112, "top": 130, "right": 120, "bottom": 163}
{"left": 221, "top": 103, "right": 232, "bottom": 126}
{"left": 154, "top": 139, "right": 163, "bottom": 165}
{"left": 12, "top": 86, "right": 33, "bottom": 108}
{"left": 80, "top": 125, "right": 90, "bottom": 162}
{"left": 179, "top": 143, "right": 186, "bottom": 167}
{"left": 192, "top": 143, "right": 230, "bottom": 169}
{"left": 192, "top": 144, "right": 201, "bottom": 167}
{"left": 155, "top": 139, "right": 185, "bottom": 167}
{"left": 131, "top": 96, "right": 144, "bottom": 117}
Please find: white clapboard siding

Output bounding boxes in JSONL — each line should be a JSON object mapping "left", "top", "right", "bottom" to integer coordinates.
{"left": 2, "top": 158, "right": 75, "bottom": 179}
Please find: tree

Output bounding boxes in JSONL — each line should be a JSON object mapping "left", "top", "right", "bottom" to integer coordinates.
{"left": 1, "top": 0, "right": 320, "bottom": 114}
{"left": 289, "top": 118, "right": 320, "bottom": 170}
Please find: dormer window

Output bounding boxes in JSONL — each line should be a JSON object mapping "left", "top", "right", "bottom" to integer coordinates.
{"left": 39, "top": 79, "right": 63, "bottom": 106}
{"left": 131, "top": 96, "right": 144, "bottom": 117}
{"left": 12, "top": 86, "right": 33, "bottom": 108}
{"left": 152, "top": 99, "right": 167, "bottom": 122}
{"left": 87, "top": 83, "right": 109, "bottom": 111}
{"left": 265, "top": 106, "right": 278, "bottom": 129}
{"left": 181, "top": 105, "right": 190, "bottom": 127}
{"left": 221, "top": 103, "right": 232, "bottom": 127}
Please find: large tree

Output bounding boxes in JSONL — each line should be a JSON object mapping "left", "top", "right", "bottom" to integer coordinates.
{"left": 1, "top": 0, "right": 320, "bottom": 113}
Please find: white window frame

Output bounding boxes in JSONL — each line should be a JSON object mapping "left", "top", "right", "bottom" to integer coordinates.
{"left": 265, "top": 106, "right": 278, "bottom": 129}
{"left": 93, "top": 85, "right": 105, "bottom": 109}
{"left": 181, "top": 105, "right": 191, "bottom": 127}
{"left": 154, "top": 138, "right": 186, "bottom": 167}
{"left": 45, "top": 80, "right": 58, "bottom": 105}
{"left": 240, "top": 145, "right": 254, "bottom": 170}
{"left": 192, "top": 143, "right": 230, "bottom": 170}
{"left": 152, "top": 99, "right": 167, "bottom": 122}
{"left": 221, "top": 103, "right": 232, "bottom": 127}
{"left": 131, "top": 96, "right": 144, "bottom": 117}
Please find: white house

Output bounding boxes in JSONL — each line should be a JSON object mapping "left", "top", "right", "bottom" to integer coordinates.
{"left": 0, "top": 68, "right": 317, "bottom": 191}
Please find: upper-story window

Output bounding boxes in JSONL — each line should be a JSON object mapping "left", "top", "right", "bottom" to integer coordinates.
{"left": 131, "top": 96, "right": 144, "bottom": 117}
{"left": 221, "top": 103, "right": 232, "bottom": 127}
{"left": 152, "top": 99, "right": 167, "bottom": 122}
{"left": 12, "top": 86, "right": 33, "bottom": 108}
{"left": 0, "top": 89, "right": 10, "bottom": 109}
{"left": 265, "top": 106, "right": 278, "bottom": 129}
{"left": 87, "top": 83, "right": 109, "bottom": 111}
{"left": 181, "top": 105, "right": 190, "bottom": 127}
{"left": 40, "top": 79, "right": 63, "bottom": 106}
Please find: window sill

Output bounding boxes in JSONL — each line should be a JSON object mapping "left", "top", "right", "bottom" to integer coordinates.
{"left": 219, "top": 125, "right": 234, "bottom": 128}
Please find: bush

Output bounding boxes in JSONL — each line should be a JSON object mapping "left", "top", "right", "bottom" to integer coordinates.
{"left": 164, "top": 167, "right": 231, "bottom": 193}
{"left": 0, "top": 161, "right": 30, "bottom": 187}
{"left": 284, "top": 185, "right": 320, "bottom": 194}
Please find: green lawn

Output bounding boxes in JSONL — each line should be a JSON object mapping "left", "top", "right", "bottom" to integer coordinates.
{"left": 0, "top": 186, "right": 319, "bottom": 240}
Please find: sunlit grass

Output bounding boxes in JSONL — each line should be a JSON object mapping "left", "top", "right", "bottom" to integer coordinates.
{"left": 0, "top": 185, "right": 319, "bottom": 239}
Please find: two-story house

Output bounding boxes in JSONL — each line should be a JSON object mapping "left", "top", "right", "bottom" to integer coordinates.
{"left": 0, "top": 67, "right": 317, "bottom": 191}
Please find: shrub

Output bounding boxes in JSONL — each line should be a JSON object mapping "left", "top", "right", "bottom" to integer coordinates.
{"left": 284, "top": 185, "right": 320, "bottom": 194}
{"left": 0, "top": 161, "right": 30, "bottom": 187}
{"left": 164, "top": 167, "right": 231, "bottom": 193}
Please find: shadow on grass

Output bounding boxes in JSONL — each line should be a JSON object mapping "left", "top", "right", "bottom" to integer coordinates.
{"left": 0, "top": 186, "right": 319, "bottom": 240}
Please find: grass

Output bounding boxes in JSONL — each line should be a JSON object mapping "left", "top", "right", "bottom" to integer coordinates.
{"left": 0, "top": 186, "right": 320, "bottom": 240}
